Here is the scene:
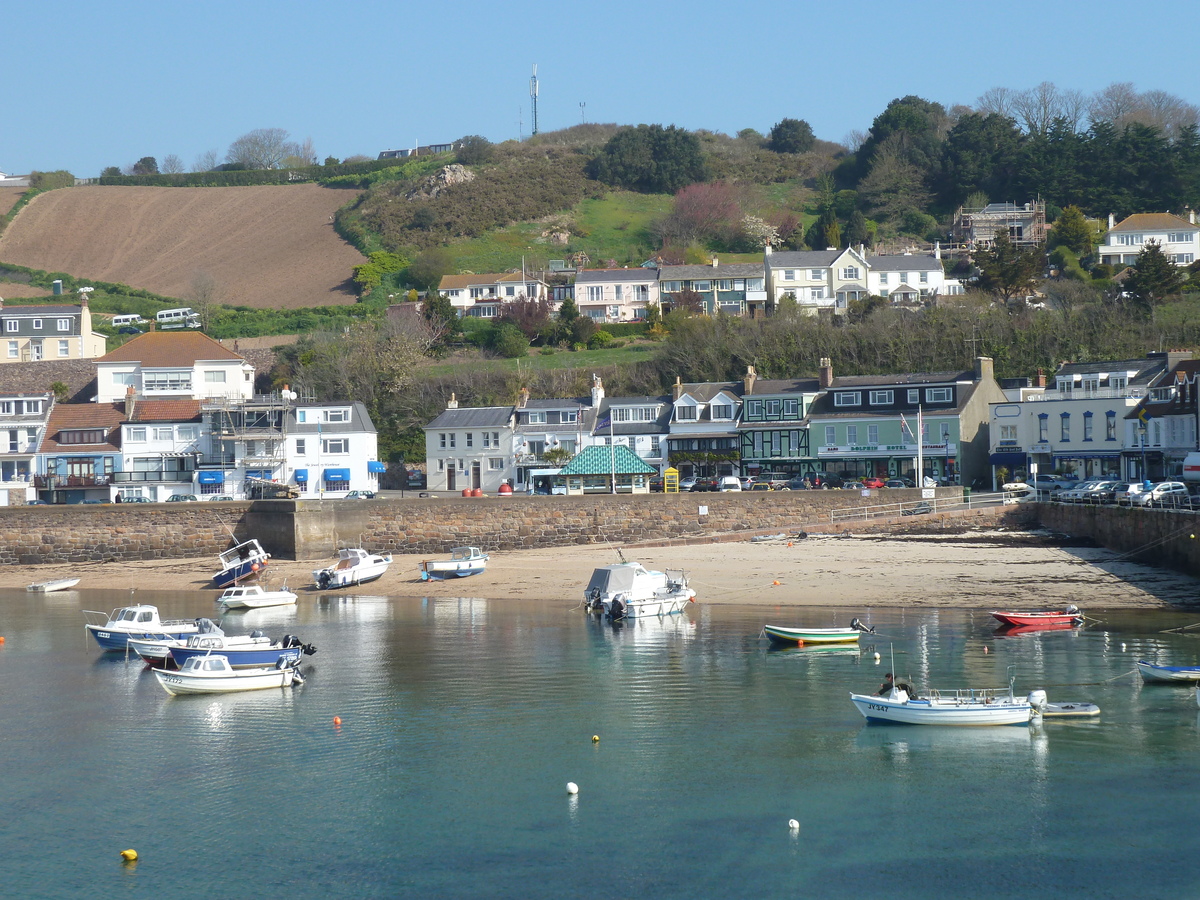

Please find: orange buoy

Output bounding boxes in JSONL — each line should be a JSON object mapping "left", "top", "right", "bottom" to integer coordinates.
{"left": 0, "top": 636, "right": 5, "bottom": 644}
{"left": 333, "top": 716, "right": 342, "bottom": 726}
{"left": 772, "top": 580, "right": 780, "bottom": 586}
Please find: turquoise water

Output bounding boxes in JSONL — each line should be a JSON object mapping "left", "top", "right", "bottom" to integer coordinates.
{"left": 3, "top": 590, "right": 1200, "bottom": 899}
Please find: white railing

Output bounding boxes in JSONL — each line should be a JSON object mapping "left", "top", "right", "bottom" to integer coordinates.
{"left": 828, "top": 491, "right": 1014, "bottom": 523}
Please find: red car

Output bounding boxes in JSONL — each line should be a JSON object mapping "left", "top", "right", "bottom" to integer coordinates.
{"left": 861, "top": 477, "right": 886, "bottom": 489}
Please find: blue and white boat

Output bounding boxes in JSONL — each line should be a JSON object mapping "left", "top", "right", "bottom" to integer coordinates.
{"left": 169, "top": 631, "right": 315, "bottom": 669}
{"left": 128, "top": 617, "right": 224, "bottom": 667}
{"left": 850, "top": 675, "right": 1047, "bottom": 726}
{"left": 214, "top": 539, "right": 271, "bottom": 588}
{"left": 84, "top": 605, "right": 203, "bottom": 652}
{"left": 1136, "top": 660, "right": 1200, "bottom": 683}
{"left": 418, "top": 546, "right": 488, "bottom": 581}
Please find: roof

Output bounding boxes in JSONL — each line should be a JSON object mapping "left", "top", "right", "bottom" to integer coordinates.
{"left": 574, "top": 268, "right": 659, "bottom": 285}
{"left": 1108, "top": 213, "right": 1196, "bottom": 233}
{"left": 1055, "top": 356, "right": 1171, "bottom": 384}
{"left": 659, "top": 263, "right": 764, "bottom": 280}
{"left": 0, "top": 304, "right": 83, "bottom": 316}
{"left": 0, "top": 358, "right": 96, "bottom": 401}
{"left": 42, "top": 402, "right": 126, "bottom": 451}
{"left": 291, "top": 401, "right": 376, "bottom": 435}
{"left": 425, "top": 406, "right": 514, "bottom": 430}
{"left": 559, "top": 444, "right": 656, "bottom": 476}
{"left": 746, "top": 378, "right": 821, "bottom": 395}
{"left": 1129, "top": 360, "right": 1200, "bottom": 420}
{"left": 596, "top": 396, "right": 673, "bottom": 435}
{"left": 99, "top": 331, "right": 247, "bottom": 366}
{"left": 764, "top": 250, "right": 845, "bottom": 269}
{"left": 677, "top": 382, "right": 741, "bottom": 404}
{"left": 829, "top": 369, "right": 971, "bottom": 388}
{"left": 868, "top": 254, "right": 940, "bottom": 272}
{"left": 807, "top": 382, "right": 980, "bottom": 419}
{"left": 438, "top": 272, "right": 543, "bottom": 290}
{"left": 127, "top": 399, "right": 202, "bottom": 423}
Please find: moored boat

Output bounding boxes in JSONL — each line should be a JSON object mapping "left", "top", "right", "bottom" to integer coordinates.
{"left": 170, "top": 631, "right": 315, "bottom": 669}
{"left": 153, "top": 654, "right": 304, "bottom": 695}
{"left": 583, "top": 560, "right": 695, "bottom": 619}
{"left": 313, "top": 548, "right": 392, "bottom": 589}
{"left": 128, "top": 617, "right": 225, "bottom": 668}
{"left": 84, "top": 605, "right": 204, "bottom": 652}
{"left": 850, "top": 676, "right": 1047, "bottom": 726}
{"left": 763, "top": 619, "right": 874, "bottom": 645}
{"left": 1136, "top": 659, "right": 1200, "bottom": 683}
{"left": 214, "top": 539, "right": 271, "bottom": 588}
{"left": 990, "top": 606, "right": 1083, "bottom": 627}
{"left": 218, "top": 584, "right": 298, "bottom": 609}
{"left": 418, "top": 546, "right": 489, "bottom": 581}
{"left": 27, "top": 577, "right": 80, "bottom": 593}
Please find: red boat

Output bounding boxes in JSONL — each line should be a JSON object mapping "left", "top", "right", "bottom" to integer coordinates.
{"left": 990, "top": 606, "right": 1083, "bottom": 627}
{"left": 994, "top": 621, "right": 1079, "bottom": 637}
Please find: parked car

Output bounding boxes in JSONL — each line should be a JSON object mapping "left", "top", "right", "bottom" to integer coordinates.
{"left": 717, "top": 476, "right": 742, "bottom": 491}
{"left": 884, "top": 479, "right": 909, "bottom": 489}
{"left": 81, "top": 498, "right": 111, "bottom": 504}
{"left": 780, "top": 476, "right": 809, "bottom": 491}
{"left": 343, "top": 490, "right": 377, "bottom": 500}
{"left": 690, "top": 476, "right": 719, "bottom": 492}
{"left": 119, "top": 496, "right": 153, "bottom": 503}
{"left": 117, "top": 326, "right": 144, "bottom": 335}
{"left": 1055, "top": 480, "right": 1103, "bottom": 503}
{"left": 1032, "top": 473, "right": 1078, "bottom": 493}
{"left": 1111, "top": 482, "right": 1150, "bottom": 506}
{"left": 1135, "top": 481, "right": 1191, "bottom": 508}
{"left": 841, "top": 481, "right": 866, "bottom": 491}
{"left": 861, "top": 477, "right": 886, "bottom": 489}
{"left": 753, "top": 472, "right": 790, "bottom": 489}
{"left": 206, "top": 494, "right": 236, "bottom": 502}
{"left": 649, "top": 476, "right": 665, "bottom": 493}
{"left": 678, "top": 477, "right": 699, "bottom": 491}
{"left": 739, "top": 476, "right": 755, "bottom": 491}
{"left": 748, "top": 481, "right": 774, "bottom": 491}
{"left": 165, "top": 494, "right": 199, "bottom": 502}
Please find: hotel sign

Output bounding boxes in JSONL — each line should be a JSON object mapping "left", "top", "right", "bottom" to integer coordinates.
{"left": 820, "top": 443, "right": 955, "bottom": 456}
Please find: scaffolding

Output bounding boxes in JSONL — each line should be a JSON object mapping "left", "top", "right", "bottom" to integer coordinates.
{"left": 201, "top": 391, "right": 304, "bottom": 471}
{"left": 951, "top": 200, "right": 1047, "bottom": 250}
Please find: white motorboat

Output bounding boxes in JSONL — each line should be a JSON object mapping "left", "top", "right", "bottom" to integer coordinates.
{"left": 153, "top": 654, "right": 304, "bottom": 696}
{"left": 313, "top": 547, "right": 392, "bottom": 589}
{"left": 218, "top": 584, "right": 298, "bottom": 609}
{"left": 128, "top": 617, "right": 225, "bottom": 668}
{"left": 418, "top": 546, "right": 489, "bottom": 580}
{"left": 214, "top": 539, "right": 271, "bottom": 588}
{"left": 850, "top": 677, "right": 1047, "bottom": 726}
{"left": 584, "top": 559, "right": 696, "bottom": 619}
{"left": 27, "top": 577, "right": 81, "bottom": 593}
{"left": 84, "top": 604, "right": 204, "bottom": 652}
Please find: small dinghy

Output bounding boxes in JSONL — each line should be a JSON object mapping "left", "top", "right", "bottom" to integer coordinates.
{"left": 1137, "top": 660, "right": 1200, "bottom": 683}
{"left": 27, "top": 577, "right": 81, "bottom": 593}
{"left": 763, "top": 619, "right": 874, "bottom": 645}
{"left": 1043, "top": 701, "right": 1100, "bottom": 718}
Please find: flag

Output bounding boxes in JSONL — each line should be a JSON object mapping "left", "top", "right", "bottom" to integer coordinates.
{"left": 899, "top": 413, "right": 913, "bottom": 440}
{"left": 1137, "top": 407, "right": 1152, "bottom": 425}
{"left": 595, "top": 411, "right": 612, "bottom": 433}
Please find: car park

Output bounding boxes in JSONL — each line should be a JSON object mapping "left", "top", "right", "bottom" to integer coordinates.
{"left": 165, "top": 494, "right": 199, "bottom": 502}
{"left": 1111, "top": 482, "right": 1149, "bottom": 505}
{"left": 1134, "top": 481, "right": 1191, "bottom": 508}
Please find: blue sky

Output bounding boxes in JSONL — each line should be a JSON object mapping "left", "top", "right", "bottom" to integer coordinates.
{"left": 6, "top": 0, "right": 1200, "bottom": 178}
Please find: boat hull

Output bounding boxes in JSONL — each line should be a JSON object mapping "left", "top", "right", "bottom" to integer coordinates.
{"left": 420, "top": 562, "right": 487, "bottom": 580}
{"left": 850, "top": 692, "right": 1033, "bottom": 726}
{"left": 1136, "top": 660, "right": 1200, "bottom": 683}
{"left": 764, "top": 625, "right": 862, "bottom": 645}
{"left": 170, "top": 644, "right": 304, "bottom": 668}
{"left": 601, "top": 594, "right": 692, "bottom": 618}
{"left": 128, "top": 637, "right": 185, "bottom": 667}
{"left": 991, "top": 611, "right": 1082, "bottom": 627}
{"left": 27, "top": 578, "right": 80, "bottom": 593}
{"left": 154, "top": 666, "right": 296, "bottom": 695}
{"left": 219, "top": 592, "right": 297, "bottom": 609}
{"left": 86, "top": 625, "right": 196, "bottom": 652}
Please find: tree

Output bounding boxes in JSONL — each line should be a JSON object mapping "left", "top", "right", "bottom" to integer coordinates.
{"left": 858, "top": 135, "right": 931, "bottom": 220}
{"left": 161, "top": 154, "right": 185, "bottom": 174}
{"left": 131, "top": 156, "right": 158, "bottom": 175}
{"left": 845, "top": 210, "right": 874, "bottom": 248}
{"left": 854, "top": 95, "right": 951, "bottom": 183}
{"left": 491, "top": 323, "right": 530, "bottom": 358}
{"left": 557, "top": 295, "right": 579, "bottom": 325}
{"left": 456, "top": 135, "right": 494, "bottom": 165}
{"left": 421, "top": 291, "right": 461, "bottom": 339}
{"left": 672, "top": 288, "right": 706, "bottom": 315}
{"left": 936, "top": 113, "right": 1022, "bottom": 207}
{"left": 1123, "top": 240, "right": 1184, "bottom": 310}
{"left": 1048, "top": 205, "right": 1094, "bottom": 256}
{"left": 101, "top": 166, "right": 122, "bottom": 177}
{"left": 767, "top": 118, "right": 816, "bottom": 154}
{"left": 188, "top": 271, "right": 224, "bottom": 330}
{"left": 497, "top": 295, "right": 555, "bottom": 343}
{"left": 407, "top": 248, "right": 454, "bottom": 291}
{"left": 193, "top": 149, "right": 220, "bottom": 172}
{"left": 226, "top": 128, "right": 300, "bottom": 170}
{"left": 653, "top": 182, "right": 743, "bottom": 247}
{"left": 586, "top": 124, "right": 708, "bottom": 194}
{"left": 975, "top": 232, "right": 1043, "bottom": 301}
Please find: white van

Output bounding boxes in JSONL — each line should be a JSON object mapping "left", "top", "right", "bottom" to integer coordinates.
{"left": 156, "top": 307, "right": 201, "bottom": 329}
{"left": 111, "top": 314, "right": 145, "bottom": 328}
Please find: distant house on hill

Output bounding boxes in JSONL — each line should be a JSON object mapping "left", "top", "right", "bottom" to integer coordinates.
{"left": 436, "top": 273, "right": 551, "bottom": 319}
{"left": 1098, "top": 212, "right": 1200, "bottom": 267}
{"left": 0, "top": 294, "right": 106, "bottom": 364}
{"left": 378, "top": 142, "right": 462, "bottom": 159}
{"left": 94, "top": 331, "right": 254, "bottom": 403}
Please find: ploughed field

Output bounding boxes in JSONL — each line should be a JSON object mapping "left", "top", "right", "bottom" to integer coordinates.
{"left": 0, "top": 184, "right": 365, "bottom": 309}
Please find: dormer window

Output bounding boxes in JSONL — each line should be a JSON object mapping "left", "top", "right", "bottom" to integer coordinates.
{"left": 834, "top": 392, "right": 861, "bottom": 407}
{"left": 1149, "top": 387, "right": 1176, "bottom": 402}
{"left": 711, "top": 403, "right": 733, "bottom": 420}
{"left": 526, "top": 411, "right": 547, "bottom": 425}
{"left": 676, "top": 405, "right": 698, "bottom": 421}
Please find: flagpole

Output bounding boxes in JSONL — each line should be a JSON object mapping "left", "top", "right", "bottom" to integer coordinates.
{"left": 917, "top": 406, "right": 924, "bottom": 488}
{"left": 610, "top": 412, "right": 617, "bottom": 494}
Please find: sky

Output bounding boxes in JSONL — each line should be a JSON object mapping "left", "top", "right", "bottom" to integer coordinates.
{"left": 6, "top": 0, "right": 1200, "bottom": 178}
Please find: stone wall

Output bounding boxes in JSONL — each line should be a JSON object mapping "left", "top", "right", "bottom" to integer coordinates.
{"left": 1038, "top": 503, "right": 1200, "bottom": 576}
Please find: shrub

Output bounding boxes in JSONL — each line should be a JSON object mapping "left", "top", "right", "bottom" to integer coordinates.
{"left": 492, "top": 323, "right": 530, "bottom": 358}
{"left": 588, "top": 329, "right": 614, "bottom": 349}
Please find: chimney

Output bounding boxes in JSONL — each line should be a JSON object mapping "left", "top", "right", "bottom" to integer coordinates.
{"left": 518, "top": 387, "right": 530, "bottom": 408}
{"left": 744, "top": 365, "right": 757, "bottom": 395}
{"left": 764, "top": 244, "right": 773, "bottom": 256}
{"left": 934, "top": 240, "right": 941, "bottom": 260}
{"left": 974, "top": 356, "right": 994, "bottom": 383}
{"left": 1166, "top": 349, "right": 1192, "bottom": 371}
{"left": 1108, "top": 213, "right": 1115, "bottom": 230}
{"left": 819, "top": 358, "right": 833, "bottom": 389}
{"left": 1035, "top": 368, "right": 1046, "bottom": 388}
{"left": 672, "top": 376, "right": 683, "bottom": 401}
{"left": 591, "top": 375, "right": 605, "bottom": 407}
{"left": 447, "top": 392, "right": 458, "bottom": 409}
{"left": 1191, "top": 208, "right": 1197, "bottom": 225}
{"left": 124, "top": 385, "right": 136, "bottom": 418}
{"left": 712, "top": 257, "right": 719, "bottom": 268}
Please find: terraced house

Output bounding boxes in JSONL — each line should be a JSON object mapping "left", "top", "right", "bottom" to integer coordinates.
{"left": 573, "top": 268, "right": 658, "bottom": 322}
{"left": 437, "top": 273, "right": 551, "bottom": 319}
{"left": 658, "top": 261, "right": 767, "bottom": 317}
{"left": 762, "top": 246, "right": 872, "bottom": 313}
{"left": 0, "top": 294, "right": 107, "bottom": 363}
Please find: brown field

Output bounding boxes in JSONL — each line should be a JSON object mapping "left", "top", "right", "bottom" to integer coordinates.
{"left": 0, "top": 282, "right": 52, "bottom": 299}
{"left": 0, "top": 186, "right": 26, "bottom": 216}
{"left": 0, "top": 184, "right": 365, "bottom": 309}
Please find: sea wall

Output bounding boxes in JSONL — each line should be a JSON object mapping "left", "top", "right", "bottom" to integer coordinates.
{"left": 1038, "top": 503, "right": 1200, "bottom": 576}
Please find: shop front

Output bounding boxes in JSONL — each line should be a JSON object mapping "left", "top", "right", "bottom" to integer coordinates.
{"left": 818, "top": 442, "right": 957, "bottom": 483}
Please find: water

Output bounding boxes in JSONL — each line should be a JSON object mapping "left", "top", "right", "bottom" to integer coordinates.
{"left": 4, "top": 589, "right": 1200, "bottom": 898}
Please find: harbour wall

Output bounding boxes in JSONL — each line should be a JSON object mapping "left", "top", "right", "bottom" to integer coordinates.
{"left": 1037, "top": 503, "right": 1200, "bottom": 576}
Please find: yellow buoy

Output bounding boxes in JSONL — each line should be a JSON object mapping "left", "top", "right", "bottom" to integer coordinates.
{"left": 120, "top": 849, "right": 138, "bottom": 862}
{"left": 592, "top": 734, "right": 600, "bottom": 743}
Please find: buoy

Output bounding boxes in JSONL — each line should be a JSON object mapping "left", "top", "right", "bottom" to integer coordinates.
{"left": 591, "top": 735, "right": 600, "bottom": 743}
{"left": 1121, "top": 643, "right": 1127, "bottom": 651}
{"left": 984, "top": 646, "right": 989, "bottom": 654}
{"left": 787, "top": 542, "right": 793, "bottom": 548}
{"left": 566, "top": 782, "right": 579, "bottom": 795}
{"left": 873, "top": 652, "right": 880, "bottom": 661}
{"left": 333, "top": 716, "right": 342, "bottom": 726}
{"left": 788, "top": 819, "right": 800, "bottom": 830}
{"left": 772, "top": 580, "right": 780, "bottom": 586}
{"left": 251, "top": 563, "right": 260, "bottom": 572}
{"left": 120, "top": 849, "right": 138, "bottom": 862}
{"left": 0, "top": 636, "right": 5, "bottom": 644}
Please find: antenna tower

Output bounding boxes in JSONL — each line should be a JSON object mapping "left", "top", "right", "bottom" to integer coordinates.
{"left": 529, "top": 64, "right": 539, "bottom": 136}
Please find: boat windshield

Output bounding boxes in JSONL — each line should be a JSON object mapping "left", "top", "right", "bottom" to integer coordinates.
{"left": 585, "top": 565, "right": 639, "bottom": 595}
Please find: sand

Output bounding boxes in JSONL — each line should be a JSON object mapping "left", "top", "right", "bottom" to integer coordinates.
{"left": 9, "top": 530, "right": 1200, "bottom": 609}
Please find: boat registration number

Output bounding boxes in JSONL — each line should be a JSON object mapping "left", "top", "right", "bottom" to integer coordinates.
{"left": 97, "top": 632, "right": 110, "bottom": 639}
{"left": 864, "top": 703, "right": 890, "bottom": 712}
{"left": 162, "top": 675, "right": 182, "bottom": 684}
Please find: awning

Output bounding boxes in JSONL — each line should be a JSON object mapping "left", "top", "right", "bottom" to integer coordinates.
{"left": 293, "top": 469, "right": 308, "bottom": 483}
{"left": 197, "top": 471, "right": 225, "bottom": 484}
{"left": 324, "top": 468, "right": 350, "bottom": 482}
{"left": 244, "top": 469, "right": 272, "bottom": 480}
{"left": 368, "top": 461, "right": 387, "bottom": 473}
{"left": 989, "top": 452, "right": 1027, "bottom": 467}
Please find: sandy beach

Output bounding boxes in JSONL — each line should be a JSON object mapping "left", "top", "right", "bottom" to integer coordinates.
{"left": 8, "top": 529, "right": 1200, "bottom": 609}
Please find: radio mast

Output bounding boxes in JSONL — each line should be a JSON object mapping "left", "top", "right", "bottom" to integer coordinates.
{"left": 529, "top": 64, "right": 539, "bottom": 136}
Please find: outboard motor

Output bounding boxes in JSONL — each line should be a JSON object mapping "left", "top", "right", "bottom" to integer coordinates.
{"left": 317, "top": 570, "right": 333, "bottom": 590}
{"left": 608, "top": 595, "right": 627, "bottom": 621}
{"left": 1028, "top": 689, "right": 1048, "bottom": 725}
{"left": 851, "top": 617, "right": 876, "bottom": 634}
{"left": 588, "top": 587, "right": 603, "bottom": 612}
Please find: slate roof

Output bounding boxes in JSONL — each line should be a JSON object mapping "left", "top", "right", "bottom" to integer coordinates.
{"left": 99, "top": 331, "right": 246, "bottom": 366}
{"left": 595, "top": 396, "right": 672, "bottom": 436}
{"left": 745, "top": 378, "right": 821, "bottom": 395}
{"left": 1129, "top": 359, "right": 1200, "bottom": 421}
{"left": 0, "top": 303, "right": 84, "bottom": 316}
{"left": 806, "top": 382, "right": 979, "bottom": 419}
{"left": 560, "top": 444, "right": 656, "bottom": 476}
{"left": 867, "top": 254, "right": 941, "bottom": 272}
{"left": 425, "top": 406, "right": 515, "bottom": 430}
{"left": 1108, "top": 213, "right": 1196, "bottom": 233}
{"left": 0, "top": 359, "right": 97, "bottom": 401}
{"left": 764, "top": 250, "right": 845, "bottom": 268}
{"left": 42, "top": 402, "right": 126, "bottom": 451}
{"left": 1055, "top": 357, "right": 1167, "bottom": 384}
{"left": 829, "top": 369, "right": 971, "bottom": 388}
{"left": 291, "top": 401, "right": 376, "bottom": 435}
{"left": 677, "top": 382, "right": 742, "bottom": 403}
{"left": 574, "top": 268, "right": 659, "bottom": 284}
{"left": 659, "top": 263, "right": 765, "bottom": 280}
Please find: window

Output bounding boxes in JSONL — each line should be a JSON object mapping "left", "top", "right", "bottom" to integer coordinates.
{"left": 834, "top": 392, "right": 861, "bottom": 407}
{"left": 1000, "top": 425, "right": 1018, "bottom": 443}
{"left": 57, "top": 318, "right": 71, "bottom": 331}
{"left": 1168, "top": 232, "right": 1194, "bottom": 243}
{"left": 1038, "top": 416, "right": 1049, "bottom": 443}
{"left": 482, "top": 432, "right": 493, "bottom": 449}
{"left": 919, "top": 272, "right": 929, "bottom": 284}
{"left": 745, "top": 399, "right": 762, "bottom": 418}
{"left": 178, "top": 425, "right": 197, "bottom": 441}
{"left": 1149, "top": 387, "right": 1176, "bottom": 402}
{"left": 25, "top": 400, "right": 41, "bottom": 414}
{"left": 614, "top": 285, "right": 623, "bottom": 302}
{"left": 5, "top": 321, "right": 17, "bottom": 333}
{"left": 1117, "top": 233, "right": 1142, "bottom": 246}
{"left": 152, "top": 427, "right": 173, "bottom": 441}
{"left": 32, "top": 319, "right": 42, "bottom": 330}
{"left": 783, "top": 269, "right": 795, "bottom": 281}
{"left": 649, "top": 437, "right": 661, "bottom": 457}
{"left": 718, "top": 280, "right": 732, "bottom": 291}
{"left": 765, "top": 400, "right": 781, "bottom": 417}
{"left": 1110, "top": 376, "right": 1127, "bottom": 392}
{"left": 614, "top": 407, "right": 655, "bottom": 423}
{"left": 437, "top": 459, "right": 445, "bottom": 472}
{"left": 810, "top": 287, "right": 825, "bottom": 301}
{"left": 868, "top": 424, "right": 879, "bottom": 445}
{"left": 486, "top": 457, "right": 504, "bottom": 471}
{"left": 783, "top": 399, "right": 798, "bottom": 417}
{"left": 662, "top": 281, "right": 680, "bottom": 292}
{"left": 439, "top": 433, "right": 447, "bottom": 449}
{"left": 465, "top": 432, "right": 473, "bottom": 448}
{"left": 7, "top": 341, "right": 16, "bottom": 359}
{"left": 846, "top": 425, "right": 858, "bottom": 445}
{"left": 58, "top": 340, "right": 69, "bottom": 357}
{"left": 869, "top": 390, "right": 894, "bottom": 405}
{"left": 1083, "top": 413, "right": 1094, "bottom": 441}
{"left": 449, "top": 434, "right": 456, "bottom": 449}
{"left": 59, "top": 429, "right": 106, "bottom": 444}
{"left": 505, "top": 286, "right": 516, "bottom": 297}
{"left": 825, "top": 425, "right": 836, "bottom": 445}
{"left": 747, "top": 278, "right": 764, "bottom": 291}
{"left": 809, "top": 269, "right": 823, "bottom": 280}
{"left": 925, "top": 388, "right": 952, "bottom": 404}
{"left": 527, "top": 411, "right": 547, "bottom": 425}
{"left": 296, "top": 438, "right": 306, "bottom": 455}
{"left": 906, "top": 389, "right": 919, "bottom": 404}
{"left": 561, "top": 410, "right": 577, "bottom": 424}
{"left": 128, "top": 427, "right": 147, "bottom": 442}
{"left": 322, "top": 438, "right": 348, "bottom": 454}
{"left": 841, "top": 266, "right": 860, "bottom": 280}
{"left": 323, "top": 409, "right": 349, "bottom": 423}
{"left": 586, "top": 286, "right": 603, "bottom": 302}
{"left": 711, "top": 404, "right": 733, "bottom": 420}
{"left": 205, "top": 371, "right": 227, "bottom": 383}
{"left": 297, "top": 410, "right": 307, "bottom": 423}
{"left": 469, "top": 287, "right": 487, "bottom": 299}
{"left": 143, "top": 372, "right": 192, "bottom": 391}
{"left": 1106, "top": 412, "right": 1117, "bottom": 441}
{"left": 1174, "top": 254, "right": 1195, "bottom": 264}
{"left": 676, "top": 405, "right": 698, "bottom": 421}
{"left": 693, "top": 281, "right": 711, "bottom": 292}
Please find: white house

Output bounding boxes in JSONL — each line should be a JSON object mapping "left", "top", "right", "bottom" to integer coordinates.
{"left": 423, "top": 398, "right": 517, "bottom": 493}
{"left": 866, "top": 249, "right": 961, "bottom": 301}
{"left": 0, "top": 392, "right": 51, "bottom": 504}
{"left": 573, "top": 268, "right": 659, "bottom": 322}
{"left": 285, "top": 401, "right": 380, "bottom": 497}
{"left": 665, "top": 379, "right": 742, "bottom": 478}
{"left": 762, "top": 247, "right": 871, "bottom": 313}
{"left": 437, "top": 273, "right": 551, "bottom": 319}
{"left": 113, "top": 395, "right": 204, "bottom": 501}
{"left": 1098, "top": 212, "right": 1200, "bottom": 267}
{"left": 95, "top": 331, "right": 254, "bottom": 403}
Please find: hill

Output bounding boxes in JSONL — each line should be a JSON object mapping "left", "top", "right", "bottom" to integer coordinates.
{"left": 0, "top": 184, "right": 364, "bottom": 308}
